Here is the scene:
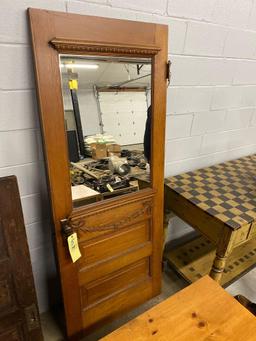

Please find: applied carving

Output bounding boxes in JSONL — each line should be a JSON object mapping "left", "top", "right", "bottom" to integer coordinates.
{"left": 69, "top": 201, "right": 152, "bottom": 233}
{"left": 50, "top": 38, "right": 160, "bottom": 56}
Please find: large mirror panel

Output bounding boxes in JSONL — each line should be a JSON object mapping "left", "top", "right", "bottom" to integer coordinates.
{"left": 59, "top": 55, "right": 152, "bottom": 207}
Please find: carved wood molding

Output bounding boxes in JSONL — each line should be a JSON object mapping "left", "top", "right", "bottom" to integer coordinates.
{"left": 69, "top": 201, "right": 152, "bottom": 233}
{"left": 73, "top": 189, "right": 155, "bottom": 220}
{"left": 50, "top": 38, "right": 160, "bottom": 56}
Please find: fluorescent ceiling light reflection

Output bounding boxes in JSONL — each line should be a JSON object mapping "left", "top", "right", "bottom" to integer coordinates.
{"left": 60, "top": 64, "right": 99, "bottom": 69}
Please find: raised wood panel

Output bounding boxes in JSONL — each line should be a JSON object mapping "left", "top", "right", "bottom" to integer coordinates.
{"left": 81, "top": 258, "right": 149, "bottom": 308}
{"left": 79, "top": 242, "right": 152, "bottom": 285}
{"left": 82, "top": 279, "right": 152, "bottom": 330}
{"left": 73, "top": 197, "right": 152, "bottom": 243}
{"left": 79, "top": 221, "right": 150, "bottom": 267}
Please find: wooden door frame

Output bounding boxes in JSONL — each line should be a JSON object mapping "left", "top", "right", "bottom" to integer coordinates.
{"left": 28, "top": 8, "right": 167, "bottom": 338}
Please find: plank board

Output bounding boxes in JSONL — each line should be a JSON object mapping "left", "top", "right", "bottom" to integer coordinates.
{"left": 100, "top": 276, "right": 256, "bottom": 341}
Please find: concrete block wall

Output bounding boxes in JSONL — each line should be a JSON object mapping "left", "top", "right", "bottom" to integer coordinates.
{"left": 1, "top": 0, "right": 256, "bottom": 312}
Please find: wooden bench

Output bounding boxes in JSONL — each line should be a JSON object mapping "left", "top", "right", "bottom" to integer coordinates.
{"left": 164, "top": 154, "right": 256, "bottom": 286}
{"left": 100, "top": 276, "right": 256, "bottom": 340}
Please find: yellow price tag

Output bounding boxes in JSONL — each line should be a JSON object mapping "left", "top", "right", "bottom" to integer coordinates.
{"left": 67, "top": 232, "right": 81, "bottom": 263}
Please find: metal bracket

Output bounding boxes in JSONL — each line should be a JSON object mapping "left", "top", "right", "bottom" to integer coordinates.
{"left": 166, "top": 60, "right": 172, "bottom": 86}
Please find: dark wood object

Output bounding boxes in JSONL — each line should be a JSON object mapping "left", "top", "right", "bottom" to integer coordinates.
{"left": 164, "top": 154, "right": 256, "bottom": 285}
{"left": 100, "top": 276, "right": 256, "bottom": 341}
{"left": 28, "top": 9, "right": 168, "bottom": 339}
{"left": 0, "top": 176, "right": 43, "bottom": 340}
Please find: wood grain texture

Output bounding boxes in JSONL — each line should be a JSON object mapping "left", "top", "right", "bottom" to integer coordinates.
{"left": 28, "top": 8, "right": 167, "bottom": 339}
{"left": 100, "top": 276, "right": 256, "bottom": 341}
{"left": 0, "top": 176, "right": 43, "bottom": 340}
{"left": 164, "top": 155, "right": 256, "bottom": 284}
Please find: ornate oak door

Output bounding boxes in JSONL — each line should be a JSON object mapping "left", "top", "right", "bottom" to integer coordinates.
{"left": 29, "top": 8, "right": 168, "bottom": 339}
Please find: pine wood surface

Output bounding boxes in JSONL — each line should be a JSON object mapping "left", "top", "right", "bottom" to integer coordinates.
{"left": 101, "top": 276, "right": 256, "bottom": 341}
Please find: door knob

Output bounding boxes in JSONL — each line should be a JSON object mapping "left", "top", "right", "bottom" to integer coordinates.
{"left": 60, "top": 219, "right": 73, "bottom": 239}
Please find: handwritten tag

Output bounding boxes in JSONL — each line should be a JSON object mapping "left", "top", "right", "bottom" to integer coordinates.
{"left": 67, "top": 233, "right": 81, "bottom": 263}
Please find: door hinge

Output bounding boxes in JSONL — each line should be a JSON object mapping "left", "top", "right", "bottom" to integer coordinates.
{"left": 166, "top": 60, "right": 172, "bottom": 86}
{"left": 25, "top": 304, "right": 40, "bottom": 331}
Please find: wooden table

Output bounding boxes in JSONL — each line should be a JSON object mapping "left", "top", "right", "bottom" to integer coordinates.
{"left": 164, "top": 154, "right": 256, "bottom": 286}
{"left": 100, "top": 276, "right": 256, "bottom": 340}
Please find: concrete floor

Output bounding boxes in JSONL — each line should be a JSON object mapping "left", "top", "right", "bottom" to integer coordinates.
{"left": 40, "top": 264, "right": 256, "bottom": 340}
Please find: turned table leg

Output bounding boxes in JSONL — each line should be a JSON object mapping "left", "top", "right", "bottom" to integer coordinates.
{"left": 209, "top": 254, "right": 228, "bottom": 282}
{"left": 209, "top": 228, "right": 234, "bottom": 283}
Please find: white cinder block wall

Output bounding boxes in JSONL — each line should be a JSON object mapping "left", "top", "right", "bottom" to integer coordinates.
{"left": 1, "top": 0, "right": 256, "bottom": 312}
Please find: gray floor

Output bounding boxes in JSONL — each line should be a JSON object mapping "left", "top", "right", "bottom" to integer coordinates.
{"left": 41, "top": 265, "right": 256, "bottom": 341}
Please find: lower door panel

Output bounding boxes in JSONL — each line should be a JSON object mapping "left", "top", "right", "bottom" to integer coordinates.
{"left": 82, "top": 278, "right": 152, "bottom": 328}
{"left": 81, "top": 258, "right": 149, "bottom": 307}
{"left": 72, "top": 195, "right": 154, "bottom": 330}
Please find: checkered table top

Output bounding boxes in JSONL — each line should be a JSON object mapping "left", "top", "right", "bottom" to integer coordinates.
{"left": 165, "top": 154, "right": 256, "bottom": 230}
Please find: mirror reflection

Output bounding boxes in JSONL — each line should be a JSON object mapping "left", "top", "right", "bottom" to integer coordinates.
{"left": 60, "top": 55, "right": 152, "bottom": 207}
